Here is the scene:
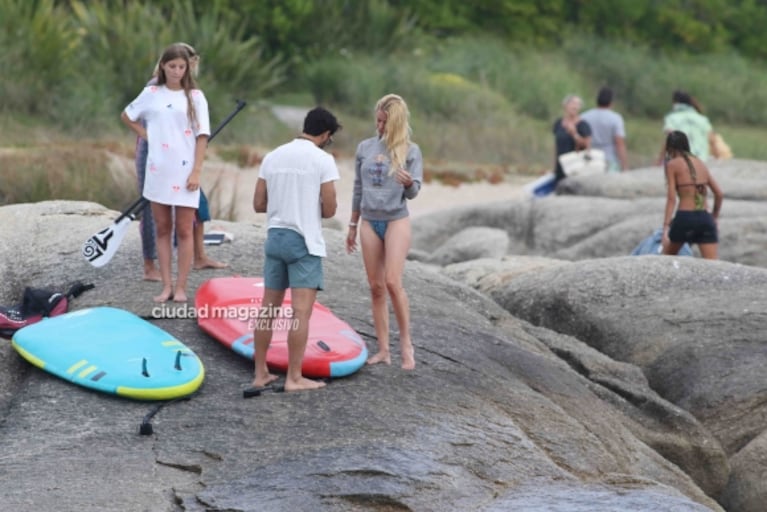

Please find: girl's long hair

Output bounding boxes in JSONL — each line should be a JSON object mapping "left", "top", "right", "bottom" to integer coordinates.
{"left": 666, "top": 130, "right": 691, "bottom": 156}
{"left": 155, "top": 43, "right": 200, "bottom": 129}
{"left": 376, "top": 94, "right": 411, "bottom": 175}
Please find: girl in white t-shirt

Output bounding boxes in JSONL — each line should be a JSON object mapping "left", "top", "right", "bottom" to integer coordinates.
{"left": 122, "top": 43, "right": 211, "bottom": 303}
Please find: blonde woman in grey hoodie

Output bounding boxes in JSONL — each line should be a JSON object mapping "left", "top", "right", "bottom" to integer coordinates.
{"left": 346, "top": 94, "right": 423, "bottom": 370}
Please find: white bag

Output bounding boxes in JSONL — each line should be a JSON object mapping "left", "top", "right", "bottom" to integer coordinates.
{"left": 558, "top": 148, "right": 607, "bottom": 177}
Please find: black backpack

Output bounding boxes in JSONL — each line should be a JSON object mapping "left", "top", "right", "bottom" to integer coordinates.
{"left": 0, "top": 281, "right": 94, "bottom": 339}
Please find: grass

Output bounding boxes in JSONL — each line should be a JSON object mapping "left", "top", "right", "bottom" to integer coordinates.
{"left": 1, "top": 102, "right": 763, "bottom": 213}
{"left": 0, "top": 146, "right": 136, "bottom": 208}
{"left": 5, "top": 31, "right": 767, "bottom": 208}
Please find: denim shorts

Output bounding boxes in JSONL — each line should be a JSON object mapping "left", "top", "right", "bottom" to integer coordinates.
{"left": 197, "top": 189, "right": 211, "bottom": 222}
{"left": 263, "top": 228, "right": 323, "bottom": 290}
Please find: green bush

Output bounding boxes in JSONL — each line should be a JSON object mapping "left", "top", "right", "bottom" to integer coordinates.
{"left": 302, "top": 56, "right": 390, "bottom": 117}
{"left": 412, "top": 72, "right": 511, "bottom": 121}
{"left": 563, "top": 34, "right": 767, "bottom": 125}
{"left": 421, "top": 36, "right": 594, "bottom": 119}
{"left": 0, "top": 0, "right": 81, "bottom": 116}
{"left": 0, "top": 0, "right": 286, "bottom": 135}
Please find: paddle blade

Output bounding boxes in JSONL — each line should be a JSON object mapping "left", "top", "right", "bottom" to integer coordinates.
{"left": 82, "top": 216, "right": 133, "bottom": 267}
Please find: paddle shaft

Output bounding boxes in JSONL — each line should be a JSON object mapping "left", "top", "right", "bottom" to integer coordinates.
{"left": 122, "top": 98, "right": 247, "bottom": 216}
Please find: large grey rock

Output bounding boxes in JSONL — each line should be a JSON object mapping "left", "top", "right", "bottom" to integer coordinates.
{"left": 0, "top": 201, "right": 723, "bottom": 512}
{"left": 443, "top": 255, "right": 569, "bottom": 295}
{"left": 486, "top": 255, "right": 767, "bottom": 510}
{"left": 428, "top": 226, "right": 509, "bottom": 265}
{"left": 412, "top": 195, "right": 767, "bottom": 268}
{"left": 557, "top": 158, "right": 767, "bottom": 201}
{"left": 720, "top": 431, "right": 767, "bottom": 512}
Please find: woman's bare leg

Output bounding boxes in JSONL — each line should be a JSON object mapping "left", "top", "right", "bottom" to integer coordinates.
{"left": 698, "top": 242, "right": 718, "bottom": 260}
{"left": 172, "top": 206, "right": 196, "bottom": 302}
{"left": 193, "top": 220, "right": 228, "bottom": 269}
{"left": 384, "top": 218, "right": 415, "bottom": 370}
{"left": 662, "top": 241, "right": 684, "bottom": 256}
{"left": 150, "top": 203, "right": 173, "bottom": 302}
{"left": 143, "top": 259, "right": 161, "bottom": 281}
{"left": 360, "top": 221, "right": 390, "bottom": 365}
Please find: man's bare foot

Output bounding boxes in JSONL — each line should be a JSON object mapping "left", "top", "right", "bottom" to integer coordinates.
{"left": 401, "top": 346, "right": 416, "bottom": 370}
{"left": 172, "top": 290, "right": 188, "bottom": 303}
{"left": 251, "top": 372, "right": 280, "bottom": 389}
{"left": 153, "top": 289, "right": 173, "bottom": 303}
{"left": 284, "top": 377, "right": 326, "bottom": 392}
{"left": 194, "top": 258, "right": 228, "bottom": 270}
{"left": 367, "top": 351, "right": 391, "bottom": 365}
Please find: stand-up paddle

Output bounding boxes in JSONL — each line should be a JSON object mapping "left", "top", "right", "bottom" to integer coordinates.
{"left": 82, "top": 99, "right": 247, "bottom": 268}
{"left": 82, "top": 198, "right": 147, "bottom": 267}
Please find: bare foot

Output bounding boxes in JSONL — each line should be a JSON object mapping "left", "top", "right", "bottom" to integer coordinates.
{"left": 366, "top": 351, "right": 391, "bottom": 365}
{"left": 143, "top": 271, "right": 161, "bottom": 282}
{"left": 194, "top": 258, "right": 228, "bottom": 270}
{"left": 284, "top": 377, "right": 326, "bottom": 392}
{"left": 172, "top": 290, "right": 188, "bottom": 303}
{"left": 251, "top": 372, "right": 280, "bottom": 389}
{"left": 401, "top": 347, "right": 416, "bottom": 370}
{"left": 143, "top": 262, "right": 161, "bottom": 281}
{"left": 153, "top": 289, "right": 173, "bottom": 303}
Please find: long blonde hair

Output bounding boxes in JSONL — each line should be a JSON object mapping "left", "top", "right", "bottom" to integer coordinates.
{"left": 155, "top": 43, "right": 200, "bottom": 129}
{"left": 376, "top": 94, "right": 411, "bottom": 175}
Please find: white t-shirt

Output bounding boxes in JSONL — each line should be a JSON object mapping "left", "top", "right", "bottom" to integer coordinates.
{"left": 258, "top": 138, "right": 340, "bottom": 257}
{"left": 124, "top": 85, "right": 210, "bottom": 207}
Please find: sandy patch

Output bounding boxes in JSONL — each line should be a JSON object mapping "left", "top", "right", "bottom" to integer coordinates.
{"left": 201, "top": 157, "right": 532, "bottom": 224}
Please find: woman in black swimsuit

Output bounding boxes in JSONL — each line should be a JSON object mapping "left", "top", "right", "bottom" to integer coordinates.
{"left": 662, "top": 131, "right": 724, "bottom": 259}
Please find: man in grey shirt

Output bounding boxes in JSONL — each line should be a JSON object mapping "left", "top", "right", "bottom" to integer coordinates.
{"left": 581, "top": 86, "right": 628, "bottom": 172}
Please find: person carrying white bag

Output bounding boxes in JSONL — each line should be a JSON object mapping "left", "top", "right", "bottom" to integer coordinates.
{"left": 552, "top": 94, "right": 604, "bottom": 182}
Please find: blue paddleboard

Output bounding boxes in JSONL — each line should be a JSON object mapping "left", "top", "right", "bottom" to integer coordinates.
{"left": 12, "top": 307, "right": 204, "bottom": 400}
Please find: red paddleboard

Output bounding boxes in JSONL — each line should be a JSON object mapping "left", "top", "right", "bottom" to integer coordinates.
{"left": 195, "top": 277, "right": 367, "bottom": 378}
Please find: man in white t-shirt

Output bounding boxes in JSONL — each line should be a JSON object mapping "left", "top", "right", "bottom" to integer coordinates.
{"left": 251, "top": 107, "right": 341, "bottom": 392}
{"left": 581, "top": 87, "right": 628, "bottom": 172}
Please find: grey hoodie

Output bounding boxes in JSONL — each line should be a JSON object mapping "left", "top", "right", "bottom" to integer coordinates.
{"left": 352, "top": 136, "right": 423, "bottom": 221}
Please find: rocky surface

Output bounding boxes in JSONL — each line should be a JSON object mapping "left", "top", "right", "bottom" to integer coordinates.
{"left": 556, "top": 158, "right": 767, "bottom": 202}
{"left": 480, "top": 257, "right": 767, "bottom": 509}
{"left": 411, "top": 188, "right": 767, "bottom": 268}
{"left": 405, "top": 159, "right": 767, "bottom": 511}
{"left": 0, "top": 200, "right": 727, "bottom": 511}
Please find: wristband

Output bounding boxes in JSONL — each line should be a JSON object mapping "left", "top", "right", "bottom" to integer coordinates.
{"left": 348, "top": 222, "right": 357, "bottom": 227}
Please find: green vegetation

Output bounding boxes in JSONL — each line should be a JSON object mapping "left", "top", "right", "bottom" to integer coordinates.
{"left": 3, "top": 0, "right": 767, "bottom": 208}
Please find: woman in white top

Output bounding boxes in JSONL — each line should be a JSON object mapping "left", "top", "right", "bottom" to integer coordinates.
{"left": 121, "top": 43, "right": 211, "bottom": 302}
